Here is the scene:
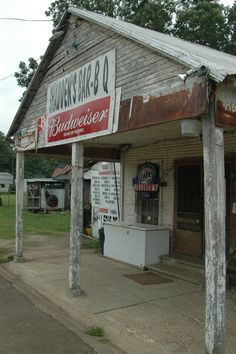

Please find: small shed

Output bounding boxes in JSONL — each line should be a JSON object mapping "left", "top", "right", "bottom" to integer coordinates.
{"left": 27, "top": 178, "right": 68, "bottom": 212}
{"left": 52, "top": 163, "right": 91, "bottom": 224}
{"left": 0, "top": 172, "right": 13, "bottom": 193}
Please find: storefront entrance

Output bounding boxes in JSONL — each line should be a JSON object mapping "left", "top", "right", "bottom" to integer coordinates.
{"left": 174, "top": 161, "right": 203, "bottom": 257}
{"left": 174, "top": 159, "right": 232, "bottom": 258}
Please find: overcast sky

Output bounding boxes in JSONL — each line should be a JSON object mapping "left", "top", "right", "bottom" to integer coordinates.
{"left": 0, "top": 0, "right": 235, "bottom": 136}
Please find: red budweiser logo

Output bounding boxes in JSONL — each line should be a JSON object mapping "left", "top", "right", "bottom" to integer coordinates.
{"left": 48, "top": 96, "right": 110, "bottom": 142}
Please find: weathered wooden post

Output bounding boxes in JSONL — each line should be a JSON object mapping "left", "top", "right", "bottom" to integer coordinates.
{"left": 202, "top": 97, "right": 226, "bottom": 354}
{"left": 69, "top": 142, "right": 84, "bottom": 296}
{"left": 15, "top": 151, "right": 24, "bottom": 262}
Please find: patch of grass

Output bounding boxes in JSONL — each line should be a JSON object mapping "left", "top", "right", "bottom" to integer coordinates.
{"left": 0, "top": 254, "right": 14, "bottom": 263}
{"left": 0, "top": 193, "right": 70, "bottom": 239}
{"left": 85, "top": 326, "right": 105, "bottom": 337}
{"left": 24, "top": 211, "right": 70, "bottom": 237}
{"left": 81, "top": 237, "right": 100, "bottom": 251}
{"left": 0, "top": 246, "right": 14, "bottom": 263}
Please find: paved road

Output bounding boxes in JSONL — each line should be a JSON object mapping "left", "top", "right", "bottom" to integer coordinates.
{"left": 0, "top": 274, "right": 95, "bottom": 354}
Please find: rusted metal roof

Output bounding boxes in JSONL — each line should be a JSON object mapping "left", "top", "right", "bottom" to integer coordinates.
{"left": 69, "top": 7, "right": 236, "bottom": 84}
{"left": 52, "top": 164, "right": 72, "bottom": 177}
{"left": 7, "top": 7, "right": 236, "bottom": 138}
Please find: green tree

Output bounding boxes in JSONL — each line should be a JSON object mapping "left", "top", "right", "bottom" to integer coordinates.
{"left": 224, "top": 1, "right": 236, "bottom": 55}
{"left": 173, "top": 0, "right": 228, "bottom": 51}
{"left": 118, "top": 0, "right": 175, "bottom": 33}
{"left": 24, "top": 155, "right": 58, "bottom": 179}
{"left": 0, "top": 132, "right": 14, "bottom": 173}
{"left": 14, "top": 57, "right": 39, "bottom": 101}
{"left": 0, "top": 132, "right": 58, "bottom": 178}
{"left": 14, "top": 0, "right": 236, "bottom": 97}
{"left": 46, "top": 0, "right": 234, "bottom": 53}
{"left": 45, "top": 0, "right": 175, "bottom": 32}
{"left": 45, "top": 0, "right": 119, "bottom": 28}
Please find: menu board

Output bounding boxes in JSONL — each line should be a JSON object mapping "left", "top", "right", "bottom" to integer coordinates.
{"left": 91, "top": 163, "right": 120, "bottom": 218}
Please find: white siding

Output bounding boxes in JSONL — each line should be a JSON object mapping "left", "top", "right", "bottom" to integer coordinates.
{"left": 122, "top": 130, "right": 236, "bottom": 229}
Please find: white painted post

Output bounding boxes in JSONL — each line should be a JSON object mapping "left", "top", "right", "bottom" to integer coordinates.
{"left": 69, "top": 142, "right": 84, "bottom": 296}
{"left": 202, "top": 97, "right": 226, "bottom": 354}
{"left": 15, "top": 151, "right": 24, "bottom": 262}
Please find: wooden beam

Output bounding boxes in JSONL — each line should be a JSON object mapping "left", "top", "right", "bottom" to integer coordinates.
{"left": 15, "top": 151, "right": 24, "bottom": 262}
{"left": 69, "top": 142, "right": 84, "bottom": 296}
{"left": 30, "top": 145, "right": 120, "bottom": 161}
{"left": 84, "top": 147, "right": 120, "bottom": 161}
{"left": 202, "top": 97, "right": 226, "bottom": 354}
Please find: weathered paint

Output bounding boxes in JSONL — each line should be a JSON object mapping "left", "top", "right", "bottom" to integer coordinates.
{"left": 15, "top": 151, "right": 24, "bottom": 260}
{"left": 202, "top": 98, "right": 226, "bottom": 354}
{"left": 69, "top": 142, "right": 84, "bottom": 296}
{"left": 216, "top": 78, "right": 236, "bottom": 127}
{"left": 9, "top": 18, "right": 187, "bottom": 138}
{"left": 118, "top": 80, "right": 207, "bottom": 132}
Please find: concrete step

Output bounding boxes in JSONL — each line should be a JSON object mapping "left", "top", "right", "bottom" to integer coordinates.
{"left": 148, "top": 254, "right": 205, "bottom": 285}
{"left": 161, "top": 254, "right": 205, "bottom": 273}
{"left": 149, "top": 263, "right": 205, "bottom": 285}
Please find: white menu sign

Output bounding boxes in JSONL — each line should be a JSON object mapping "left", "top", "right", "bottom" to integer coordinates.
{"left": 91, "top": 163, "right": 120, "bottom": 218}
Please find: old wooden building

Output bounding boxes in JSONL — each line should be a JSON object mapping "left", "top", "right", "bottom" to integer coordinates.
{"left": 7, "top": 7, "right": 236, "bottom": 354}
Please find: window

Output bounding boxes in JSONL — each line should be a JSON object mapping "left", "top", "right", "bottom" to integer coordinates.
{"left": 137, "top": 192, "right": 159, "bottom": 225}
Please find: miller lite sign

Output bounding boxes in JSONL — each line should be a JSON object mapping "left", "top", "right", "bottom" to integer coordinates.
{"left": 45, "top": 49, "right": 116, "bottom": 146}
{"left": 133, "top": 163, "right": 160, "bottom": 192}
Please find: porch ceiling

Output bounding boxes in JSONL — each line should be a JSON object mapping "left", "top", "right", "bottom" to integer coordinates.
{"left": 85, "top": 120, "right": 236, "bottom": 150}
{"left": 87, "top": 120, "right": 183, "bottom": 148}
{"left": 33, "top": 120, "right": 184, "bottom": 160}
{"left": 32, "top": 120, "right": 236, "bottom": 161}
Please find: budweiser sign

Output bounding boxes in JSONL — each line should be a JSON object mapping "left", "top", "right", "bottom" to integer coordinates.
{"left": 48, "top": 97, "right": 110, "bottom": 142}
{"left": 46, "top": 50, "right": 116, "bottom": 146}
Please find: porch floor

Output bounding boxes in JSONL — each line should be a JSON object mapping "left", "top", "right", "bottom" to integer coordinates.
{"left": 1, "top": 235, "right": 236, "bottom": 354}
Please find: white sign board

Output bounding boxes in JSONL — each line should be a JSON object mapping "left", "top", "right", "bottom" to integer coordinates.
{"left": 45, "top": 49, "right": 116, "bottom": 147}
{"left": 91, "top": 163, "right": 120, "bottom": 218}
{"left": 15, "top": 129, "right": 37, "bottom": 151}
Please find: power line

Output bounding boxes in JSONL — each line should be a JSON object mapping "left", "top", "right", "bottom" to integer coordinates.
{"left": 0, "top": 74, "right": 14, "bottom": 82}
{"left": 0, "top": 17, "right": 52, "bottom": 22}
{"left": 0, "top": 96, "right": 19, "bottom": 104}
{"left": 0, "top": 57, "right": 42, "bottom": 83}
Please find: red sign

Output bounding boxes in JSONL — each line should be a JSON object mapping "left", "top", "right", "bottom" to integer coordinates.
{"left": 48, "top": 96, "right": 110, "bottom": 143}
{"left": 99, "top": 208, "right": 108, "bottom": 214}
{"left": 133, "top": 183, "right": 159, "bottom": 192}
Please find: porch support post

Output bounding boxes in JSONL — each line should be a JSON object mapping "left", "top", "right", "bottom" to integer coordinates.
{"left": 69, "top": 142, "right": 84, "bottom": 296}
{"left": 202, "top": 97, "right": 226, "bottom": 354}
{"left": 15, "top": 151, "right": 24, "bottom": 262}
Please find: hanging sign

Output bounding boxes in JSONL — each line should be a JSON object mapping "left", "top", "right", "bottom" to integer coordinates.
{"left": 46, "top": 49, "right": 116, "bottom": 146}
{"left": 15, "top": 129, "right": 37, "bottom": 151}
{"left": 133, "top": 163, "right": 160, "bottom": 192}
{"left": 216, "top": 82, "right": 236, "bottom": 127}
{"left": 37, "top": 116, "right": 47, "bottom": 148}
